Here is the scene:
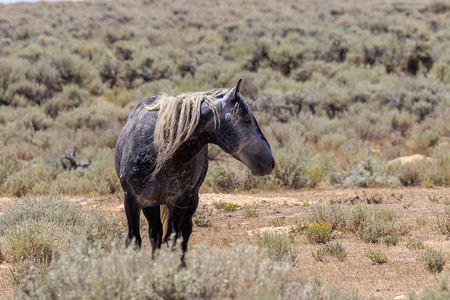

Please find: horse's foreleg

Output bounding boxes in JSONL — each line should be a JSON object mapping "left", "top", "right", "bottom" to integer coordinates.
{"left": 124, "top": 191, "right": 142, "bottom": 248}
{"left": 179, "top": 192, "right": 199, "bottom": 259}
{"left": 142, "top": 206, "right": 163, "bottom": 257}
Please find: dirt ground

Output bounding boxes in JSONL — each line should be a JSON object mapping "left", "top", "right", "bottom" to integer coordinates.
{"left": 1, "top": 187, "right": 449, "bottom": 299}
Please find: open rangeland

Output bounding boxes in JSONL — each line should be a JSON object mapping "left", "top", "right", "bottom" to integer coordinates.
{"left": 1, "top": 187, "right": 448, "bottom": 299}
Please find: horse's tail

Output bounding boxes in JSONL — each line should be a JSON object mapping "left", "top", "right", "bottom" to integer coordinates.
{"left": 160, "top": 205, "right": 169, "bottom": 238}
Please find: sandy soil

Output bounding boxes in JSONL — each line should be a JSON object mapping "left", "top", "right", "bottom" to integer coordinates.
{"left": 0, "top": 188, "right": 449, "bottom": 299}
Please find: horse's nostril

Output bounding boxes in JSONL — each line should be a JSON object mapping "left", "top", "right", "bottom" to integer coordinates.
{"left": 271, "top": 159, "right": 275, "bottom": 169}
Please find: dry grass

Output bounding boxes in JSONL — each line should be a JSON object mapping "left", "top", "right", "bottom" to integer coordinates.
{"left": 1, "top": 188, "right": 448, "bottom": 299}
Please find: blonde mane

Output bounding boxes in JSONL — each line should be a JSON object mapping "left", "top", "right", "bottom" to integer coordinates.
{"left": 145, "top": 89, "right": 224, "bottom": 180}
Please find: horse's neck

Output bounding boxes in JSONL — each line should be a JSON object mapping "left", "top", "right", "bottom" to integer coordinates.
{"left": 173, "top": 116, "right": 215, "bottom": 163}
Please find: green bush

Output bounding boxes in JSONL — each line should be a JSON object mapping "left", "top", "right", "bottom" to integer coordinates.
{"left": 414, "top": 130, "right": 439, "bottom": 154}
{"left": 325, "top": 241, "right": 348, "bottom": 261}
{"left": 425, "top": 153, "right": 450, "bottom": 186}
{"left": 114, "top": 40, "right": 135, "bottom": 60}
{"left": 213, "top": 201, "right": 239, "bottom": 212}
{"left": 406, "top": 237, "right": 425, "bottom": 251}
{"left": 366, "top": 249, "right": 388, "bottom": 264}
{"left": 346, "top": 204, "right": 408, "bottom": 243}
{"left": 256, "top": 231, "right": 296, "bottom": 262}
{"left": 206, "top": 167, "right": 237, "bottom": 193}
{"left": 52, "top": 53, "right": 93, "bottom": 87}
{"left": 192, "top": 211, "right": 213, "bottom": 227}
{"left": 306, "top": 166, "right": 326, "bottom": 188}
{"left": 269, "top": 150, "right": 308, "bottom": 189}
{"left": 309, "top": 204, "right": 346, "bottom": 231}
{"left": 382, "top": 234, "right": 399, "bottom": 247}
{"left": 8, "top": 80, "right": 47, "bottom": 105}
{"left": 86, "top": 149, "right": 121, "bottom": 195}
{"left": 0, "top": 154, "right": 21, "bottom": 186}
{"left": 3, "top": 163, "right": 55, "bottom": 196}
{"left": 305, "top": 221, "right": 333, "bottom": 244}
{"left": 244, "top": 206, "right": 259, "bottom": 218}
{"left": 420, "top": 248, "right": 446, "bottom": 273}
{"left": 436, "top": 208, "right": 450, "bottom": 237}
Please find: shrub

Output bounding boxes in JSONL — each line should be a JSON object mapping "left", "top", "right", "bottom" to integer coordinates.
{"left": 309, "top": 204, "right": 346, "bottom": 231}
{"left": 312, "top": 246, "right": 327, "bottom": 262}
{"left": 360, "top": 223, "right": 385, "bottom": 243}
{"left": 98, "top": 56, "right": 122, "bottom": 88}
{"left": 428, "top": 194, "right": 440, "bottom": 203}
{"left": 436, "top": 208, "right": 450, "bottom": 237}
{"left": 206, "top": 167, "right": 237, "bottom": 193}
{"left": 345, "top": 204, "right": 369, "bottom": 233}
{"left": 306, "top": 166, "right": 326, "bottom": 188}
{"left": 342, "top": 158, "right": 399, "bottom": 188}
{"left": 48, "top": 171, "right": 91, "bottom": 195}
{"left": 424, "top": 178, "right": 437, "bottom": 189}
{"left": 3, "top": 163, "right": 54, "bottom": 196}
{"left": 0, "top": 197, "right": 123, "bottom": 282}
{"left": 325, "top": 241, "right": 348, "bottom": 261}
{"left": 433, "top": 62, "right": 450, "bottom": 84}
{"left": 8, "top": 80, "right": 47, "bottom": 105}
{"left": 114, "top": 40, "right": 134, "bottom": 60}
{"left": 414, "top": 130, "right": 439, "bottom": 154}
{"left": 269, "top": 151, "right": 308, "bottom": 189}
{"left": 256, "top": 231, "right": 296, "bottom": 262}
{"left": 52, "top": 53, "right": 93, "bottom": 86}
{"left": 410, "top": 275, "right": 450, "bottom": 300}
{"left": 270, "top": 218, "right": 285, "bottom": 227}
{"left": 305, "top": 221, "right": 333, "bottom": 244}
{"left": 346, "top": 204, "right": 408, "bottom": 243}
{"left": 382, "top": 234, "right": 399, "bottom": 247}
{"left": 397, "top": 163, "right": 423, "bottom": 187}
{"left": 0, "top": 154, "right": 21, "bottom": 186}
{"left": 17, "top": 241, "right": 360, "bottom": 299}
{"left": 244, "top": 206, "right": 258, "bottom": 218}
{"left": 86, "top": 149, "right": 121, "bottom": 195}
{"left": 192, "top": 211, "right": 213, "bottom": 227}
{"left": 318, "top": 133, "right": 347, "bottom": 152}
{"left": 365, "top": 249, "right": 388, "bottom": 264}
{"left": 28, "top": 58, "right": 62, "bottom": 94}
{"left": 17, "top": 43, "right": 43, "bottom": 63}
{"left": 425, "top": 154, "right": 450, "bottom": 186}
{"left": 4, "top": 221, "right": 62, "bottom": 283}
{"left": 44, "top": 84, "right": 90, "bottom": 118}
{"left": 213, "top": 201, "right": 239, "bottom": 212}
{"left": 406, "top": 238, "right": 425, "bottom": 251}
{"left": 420, "top": 248, "right": 446, "bottom": 273}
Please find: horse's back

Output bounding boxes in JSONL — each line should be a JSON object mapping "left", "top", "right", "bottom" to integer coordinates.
{"left": 115, "top": 97, "right": 160, "bottom": 186}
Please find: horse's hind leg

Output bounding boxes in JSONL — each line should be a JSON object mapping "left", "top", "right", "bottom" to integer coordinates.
{"left": 142, "top": 206, "right": 163, "bottom": 256}
{"left": 124, "top": 191, "right": 142, "bottom": 248}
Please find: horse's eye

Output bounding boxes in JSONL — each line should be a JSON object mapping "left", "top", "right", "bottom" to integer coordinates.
{"left": 242, "top": 116, "right": 252, "bottom": 124}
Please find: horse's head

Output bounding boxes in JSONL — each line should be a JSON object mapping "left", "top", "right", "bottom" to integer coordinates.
{"left": 215, "top": 79, "right": 275, "bottom": 176}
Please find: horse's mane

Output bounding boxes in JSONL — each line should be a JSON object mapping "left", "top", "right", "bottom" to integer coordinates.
{"left": 144, "top": 88, "right": 225, "bottom": 180}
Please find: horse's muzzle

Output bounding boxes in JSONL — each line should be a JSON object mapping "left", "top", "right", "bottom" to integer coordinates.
{"left": 252, "top": 156, "right": 275, "bottom": 176}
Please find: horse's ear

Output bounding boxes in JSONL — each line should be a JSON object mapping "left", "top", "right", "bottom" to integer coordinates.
{"left": 223, "top": 79, "right": 242, "bottom": 102}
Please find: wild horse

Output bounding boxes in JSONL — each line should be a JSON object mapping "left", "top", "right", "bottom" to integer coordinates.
{"left": 115, "top": 80, "right": 275, "bottom": 256}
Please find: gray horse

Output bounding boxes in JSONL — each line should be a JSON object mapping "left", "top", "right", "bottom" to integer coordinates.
{"left": 114, "top": 79, "right": 275, "bottom": 256}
